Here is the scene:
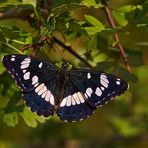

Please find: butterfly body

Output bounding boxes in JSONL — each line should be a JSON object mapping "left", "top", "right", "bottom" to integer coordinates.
{"left": 54, "top": 63, "right": 70, "bottom": 107}
{"left": 2, "top": 54, "right": 128, "bottom": 122}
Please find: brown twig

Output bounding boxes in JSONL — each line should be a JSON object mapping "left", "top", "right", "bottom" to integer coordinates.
{"left": 101, "top": 0, "right": 131, "bottom": 73}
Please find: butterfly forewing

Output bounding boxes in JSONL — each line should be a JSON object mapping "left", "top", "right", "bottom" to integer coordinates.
{"left": 2, "top": 54, "right": 58, "bottom": 116}
{"left": 2, "top": 54, "right": 58, "bottom": 92}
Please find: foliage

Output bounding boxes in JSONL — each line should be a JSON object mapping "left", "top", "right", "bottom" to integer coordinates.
{"left": 0, "top": 0, "right": 148, "bottom": 147}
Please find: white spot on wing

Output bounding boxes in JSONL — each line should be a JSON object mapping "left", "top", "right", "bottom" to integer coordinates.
{"left": 100, "top": 79, "right": 108, "bottom": 88}
{"left": 71, "top": 97, "right": 76, "bottom": 105}
{"left": 101, "top": 74, "right": 107, "bottom": 78}
{"left": 116, "top": 81, "right": 120, "bottom": 85}
{"left": 84, "top": 93, "right": 88, "bottom": 99}
{"left": 38, "top": 85, "right": 47, "bottom": 95}
{"left": 45, "top": 90, "right": 51, "bottom": 101}
{"left": 21, "top": 60, "right": 30, "bottom": 65}
{"left": 21, "top": 58, "right": 31, "bottom": 69}
{"left": 34, "top": 83, "right": 39, "bottom": 87}
{"left": 100, "top": 74, "right": 109, "bottom": 83}
{"left": 77, "top": 92, "right": 85, "bottom": 103}
{"left": 23, "top": 72, "right": 30, "bottom": 80}
{"left": 11, "top": 58, "right": 15, "bottom": 61}
{"left": 41, "top": 91, "right": 47, "bottom": 98}
{"left": 73, "top": 93, "right": 80, "bottom": 104}
{"left": 95, "top": 87, "right": 102, "bottom": 96}
{"left": 12, "top": 55, "right": 16, "bottom": 58}
{"left": 38, "top": 62, "right": 43, "bottom": 68}
{"left": 87, "top": 73, "right": 91, "bottom": 79}
{"left": 35, "top": 83, "right": 44, "bottom": 93}
{"left": 66, "top": 96, "right": 72, "bottom": 106}
{"left": 23, "top": 70, "right": 27, "bottom": 73}
{"left": 32, "top": 76, "right": 38, "bottom": 85}
{"left": 85, "top": 87, "right": 93, "bottom": 97}
{"left": 50, "top": 94, "right": 54, "bottom": 105}
{"left": 60, "top": 97, "right": 67, "bottom": 107}
{"left": 101, "top": 86, "right": 105, "bottom": 91}
{"left": 21, "top": 63, "right": 30, "bottom": 69}
{"left": 24, "top": 57, "right": 31, "bottom": 61}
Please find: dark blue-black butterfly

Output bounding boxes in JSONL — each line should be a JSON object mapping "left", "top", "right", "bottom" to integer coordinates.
{"left": 2, "top": 54, "right": 128, "bottom": 122}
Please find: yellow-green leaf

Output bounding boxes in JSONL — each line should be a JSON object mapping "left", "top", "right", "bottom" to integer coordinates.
{"left": 3, "top": 112, "right": 18, "bottom": 127}
{"left": 85, "top": 15, "right": 105, "bottom": 31}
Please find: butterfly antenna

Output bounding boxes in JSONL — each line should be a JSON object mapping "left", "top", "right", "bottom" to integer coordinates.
{"left": 69, "top": 50, "right": 92, "bottom": 63}
{"left": 50, "top": 36, "right": 92, "bottom": 67}
{"left": 50, "top": 37, "right": 65, "bottom": 61}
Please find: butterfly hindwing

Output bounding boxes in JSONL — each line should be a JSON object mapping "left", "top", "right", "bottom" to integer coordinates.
{"left": 70, "top": 69, "right": 128, "bottom": 108}
{"left": 57, "top": 80, "right": 96, "bottom": 122}
{"left": 2, "top": 54, "right": 58, "bottom": 116}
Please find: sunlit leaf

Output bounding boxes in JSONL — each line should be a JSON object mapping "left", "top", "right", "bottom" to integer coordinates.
{"left": 3, "top": 112, "right": 18, "bottom": 127}
{"left": 19, "top": 107, "right": 50, "bottom": 127}
{"left": 111, "top": 117, "right": 142, "bottom": 137}
{"left": 85, "top": 15, "right": 105, "bottom": 30}
{"left": 112, "top": 5, "right": 137, "bottom": 26}
{"left": 0, "top": 62, "right": 5, "bottom": 75}
{"left": 81, "top": 0, "right": 102, "bottom": 8}
{"left": 22, "top": 0, "right": 37, "bottom": 8}
{"left": 84, "top": 26, "right": 99, "bottom": 35}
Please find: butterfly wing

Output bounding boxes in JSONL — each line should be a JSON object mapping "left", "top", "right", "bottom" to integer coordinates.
{"left": 2, "top": 54, "right": 58, "bottom": 116}
{"left": 57, "top": 80, "right": 96, "bottom": 122}
{"left": 57, "top": 69, "right": 128, "bottom": 122}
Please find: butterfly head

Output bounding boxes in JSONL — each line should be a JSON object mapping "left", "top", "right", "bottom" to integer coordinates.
{"left": 62, "top": 62, "right": 69, "bottom": 70}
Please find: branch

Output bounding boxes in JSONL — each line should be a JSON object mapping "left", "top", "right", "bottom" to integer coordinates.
{"left": 0, "top": 7, "right": 34, "bottom": 20}
{"left": 51, "top": 36, "right": 92, "bottom": 68}
{"left": 101, "top": 0, "right": 131, "bottom": 73}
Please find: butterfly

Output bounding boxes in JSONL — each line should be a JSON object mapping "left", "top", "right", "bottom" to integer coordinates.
{"left": 2, "top": 54, "right": 128, "bottom": 122}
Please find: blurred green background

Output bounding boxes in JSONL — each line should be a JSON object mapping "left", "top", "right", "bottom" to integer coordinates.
{"left": 0, "top": 0, "right": 148, "bottom": 148}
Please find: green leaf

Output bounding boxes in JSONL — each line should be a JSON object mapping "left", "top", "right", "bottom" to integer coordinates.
{"left": 111, "top": 117, "right": 141, "bottom": 137}
{"left": 82, "top": 0, "right": 96, "bottom": 6}
{"left": 3, "top": 112, "right": 18, "bottom": 127}
{"left": 0, "top": 61, "right": 5, "bottom": 75}
{"left": 85, "top": 15, "right": 105, "bottom": 30}
{"left": 112, "top": 5, "right": 137, "bottom": 26}
{"left": 53, "top": 0, "right": 80, "bottom": 7}
{"left": 96, "top": 61, "right": 114, "bottom": 71}
{"left": 0, "top": 30, "right": 7, "bottom": 43}
{"left": 6, "top": 92, "right": 22, "bottom": 109}
{"left": 126, "top": 49, "right": 144, "bottom": 67}
{"left": 81, "top": 0, "right": 102, "bottom": 8}
{"left": 0, "top": 25, "right": 19, "bottom": 40}
{"left": 20, "top": 107, "right": 50, "bottom": 127}
{"left": 4, "top": 43, "right": 23, "bottom": 54}
{"left": 55, "top": 18, "right": 67, "bottom": 31}
{"left": 22, "top": 0, "right": 37, "bottom": 8}
{"left": 118, "top": 67, "right": 138, "bottom": 82}
{"left": 20, "top": 107, "right": 38, "bottom": 127}
{"left": 84, "top": 27, "right": 99, "bottom": 35}
{"left": 96, "top": 35, "right": 108, "bottom": 51}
